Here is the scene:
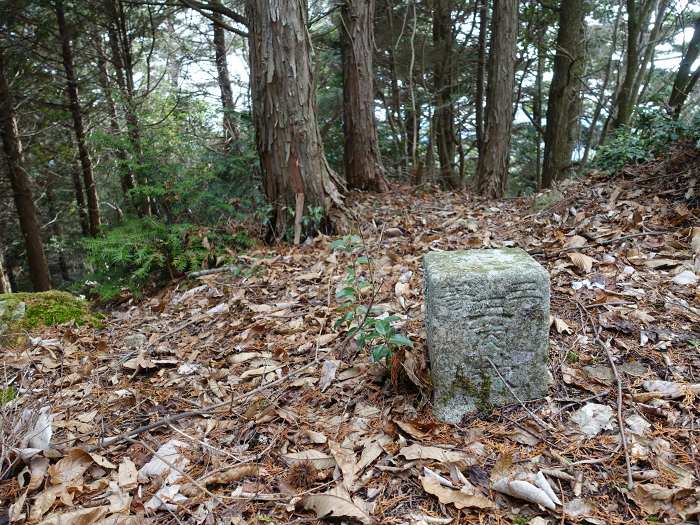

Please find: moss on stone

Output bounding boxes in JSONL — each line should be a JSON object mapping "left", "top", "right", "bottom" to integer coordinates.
{"left": 439, "top": 365, "right": 494, "bottom": 416}
{"left": 0, "top": 291, "right": 100, "bottom": 347}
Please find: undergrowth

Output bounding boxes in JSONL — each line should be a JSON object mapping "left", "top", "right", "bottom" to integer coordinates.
{"left": 332, "top": 235, "right": 413, "bottom": 364}
{"left": 595, "top": 110, "right": 700, "bottom": 173}
{"left": 84, "top": 218, "right": 253, "bottom": 300}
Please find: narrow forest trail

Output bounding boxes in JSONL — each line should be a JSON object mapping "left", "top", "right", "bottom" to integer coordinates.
{"left": 4, "top": 148, "right": 700, "bottom": 524}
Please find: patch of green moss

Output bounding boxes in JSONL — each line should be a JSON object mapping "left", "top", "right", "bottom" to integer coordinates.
{"left": 0, "top": 291, "right": 100, "bottom": 347}
{"left": 440, "top": 366, "right": 494, "bottom": 416}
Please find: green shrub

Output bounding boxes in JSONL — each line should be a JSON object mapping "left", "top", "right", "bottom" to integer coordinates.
{"left": 595, "top": 110, "right": 700, "bottom": 173}
{"left": 332, "top": 235, "right": 413, "bottom": 364}
{"left": 84, "top": 219, "right": 253, "bottom": 300}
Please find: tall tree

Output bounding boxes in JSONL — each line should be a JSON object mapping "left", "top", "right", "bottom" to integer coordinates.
{"left": 668, "top": 15, "right": 700, "bottom": 119}
{"left": 582, "top": 0, "right": 622, "bottom": 164}
{"left": 0, "top": 227, "right": 11, "bottom": 293}
{"left": 212, "top": 5, "right": 240, "bottom": 151}
{"left": 339, "top": 0, "right": 388, "bottom": 192}
{"left": 105, "top": 0, "right": 153, "bottom": 217}
{"left": 95, "top": 37, "right": 136, "bottom": 203}
{"left": 476, "top": 0, "right": 518, "bottom": 198}
{"left": 610, "top": 0, "right": 663, "bottom": 130}
{"left": 541, "top": 0, "right": 586, "bottom": 188}
{"left": 247, "top": 0, "right": 344, "bottom": 239}
{"left": 474, "top": 0, "right": 488, "bottom": 154}
{"left": 0, "top": 48, "right": 51, "bottom": 292}
{"left": 55, "top": 0, "right": 101, "bottom": 236}
{"left": 432, "top": 0, "right": 459, "bottom": 188}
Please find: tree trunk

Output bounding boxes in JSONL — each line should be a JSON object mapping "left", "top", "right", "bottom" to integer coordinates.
{"left": 339, "top": 0, "right": 388, "bottom": 192}
{"left": 45, "top": 173, "right": 70, "bottom": 283}
{"left": 0, "top": 253, "right": 11, "bottom": 293}
{"left": 70, "top": 166, "right": 89, "bottom": 236}
{"left": 582, "top": 0, "right": 622, "bottom": 164}
{"left": 385, "top": 2, "right": 408, "bottom": 173}
{"left": 212, "top": 5, "right": 240, "bottom": 152}
{"left": 611, "top": 0, "right": 640, "bottom": 129}
{"left": 541, "top": 0, "right": 585, "bottom": 188}
{"left": 476, "top": 0, "right": 517, "bottom": 198}
{"left": 95, "top": 37, "right": 136, "bottom": 201}
{"left": 106, "top": 0, "right": 153, "bottom": 217}
{"left": 532, "top": 26, "right": 544, "bottom": 188}
{"left": 0, "top": 228, "right": 11, "bottom": 293}
{"left": 669, "top": 16, "right": 700, "bottom": 118}
{"left": 247, "top": 0, "right": 345, "bottom": 239}
{"left": 55, "top": 0, "right": 100, "bottom": 236}
{"left": 0, "top": 49, "right": 51, "bottom": 292}
{"left": 433, "top": 0, "right": 459, "bottom": 188}
{"left": 475, "top": 0, "right": 488, "bottom": 153}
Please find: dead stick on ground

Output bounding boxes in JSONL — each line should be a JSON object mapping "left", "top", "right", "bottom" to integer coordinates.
{"left": 91, "top": 360, "right": 317, "bottom": 451}
{"left": 576, "top": 300, "right": 634, "bottom": 490}
{"left": 532, "top": 231, "right": 669, "bottom": 258}
{"left": 596, "top": 339, "right": 635, "bottom": 489}
{"left": 187, "top": 265, "right": 239, "bottom": 278}
{"left": 484, "top": 356, "right": 554, "bottom": 432}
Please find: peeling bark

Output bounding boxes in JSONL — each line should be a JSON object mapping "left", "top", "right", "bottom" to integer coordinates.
{"left": 247, "top": 0, "right": 345, "bottom": 239}
{"left": 339, "top": 0, "right": 388, "bottom": 192}
{"left": 0, "top": 49, "right": 51, "bottom": 291}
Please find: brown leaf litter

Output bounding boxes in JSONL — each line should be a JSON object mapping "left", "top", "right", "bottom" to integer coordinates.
{"left": 1, "top": 147, "right": 699, "bottom": 524}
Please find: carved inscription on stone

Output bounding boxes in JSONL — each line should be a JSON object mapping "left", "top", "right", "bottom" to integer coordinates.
{"left": 423, "top": 249, "right": 550, "bottom": 423}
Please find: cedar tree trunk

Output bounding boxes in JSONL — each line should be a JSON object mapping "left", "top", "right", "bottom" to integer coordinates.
{"left": 542, "top": 0, "right": 585, "bottom": 188}
{"left": 475, "top": 0, "right": 488, "bottom": 153}
{"left": 339, "top": 0, "right": 388, "bottom": 192}
{"left": 213, "top": 6, "right": 241, "bottom": 151}
{"left": 433, "top": 0, "right": 459, "bottom": 188}
{"left": 247, "top": 0, "right": 344, "bottom": 239}
{"left": 56, "top": 0, "right": 101, "bottom": 236}
{"left": 0, "top": 49, "right": 51, "bottom": 291}
{"left": 476, "top": 0, "right": 517, "bottom": 198}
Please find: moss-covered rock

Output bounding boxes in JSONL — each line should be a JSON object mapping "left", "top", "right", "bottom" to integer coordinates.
{"left": 0, "top": 291, "right": 97, "bottom": 347}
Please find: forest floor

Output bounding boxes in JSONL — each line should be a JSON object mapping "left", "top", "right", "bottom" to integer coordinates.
{"left": 3, "top": 145, "right": 700, "bottom": 525}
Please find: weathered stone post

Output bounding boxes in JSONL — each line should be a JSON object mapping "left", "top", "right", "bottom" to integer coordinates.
{"left": 423, "top": 248, "right": 550, "bottom": 423}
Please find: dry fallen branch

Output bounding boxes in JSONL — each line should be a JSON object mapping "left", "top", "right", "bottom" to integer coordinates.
{"left": 575, "top": 300, "right": 634, "bottom": 490}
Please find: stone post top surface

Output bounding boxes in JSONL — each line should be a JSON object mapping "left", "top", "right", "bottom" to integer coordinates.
{"left": 423, "top": 248, "right": 546, "bottom": 279}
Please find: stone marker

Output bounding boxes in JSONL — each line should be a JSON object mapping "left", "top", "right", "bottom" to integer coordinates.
{"left": 423, "top": 248, "right": 550, "bottom": 423}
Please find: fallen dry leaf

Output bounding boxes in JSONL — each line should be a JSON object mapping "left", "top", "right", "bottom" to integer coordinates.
{"left": 567, "top": 252, "right": 594, "bottom": 273}
{"left": 399, "top": 444, "right": 471, "bottom": 464}
{"left": 420, "top": 475, "right": 495, "bottom": 509}
{"left": 299, "top": 493, "right": 372, "bottom": 524}
{"left": 282, "top": 449, "right": 336, "bottom": 470}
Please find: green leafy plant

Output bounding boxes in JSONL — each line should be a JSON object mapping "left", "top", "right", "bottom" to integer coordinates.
{"left": 331, "top": 234, "right": 413, "bottom": 364}
{"left": 0, "top": 387, "right": 17, "bottom": 406}
{"left": 595, "top": 110, "right": 700, "bottom": 173}
{"left": 84, "top": 219, "right": 252, "bottom": 300}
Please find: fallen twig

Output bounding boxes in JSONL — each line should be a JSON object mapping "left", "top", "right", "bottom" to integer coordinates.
{"left": 484, "top": 356, "right": 554, "bottom": 432}
{"left": 575, "top": 300, "right": 635, "bottom": 490}
{"left": 187, "top": 264, "right": 239, "bottom": 278}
